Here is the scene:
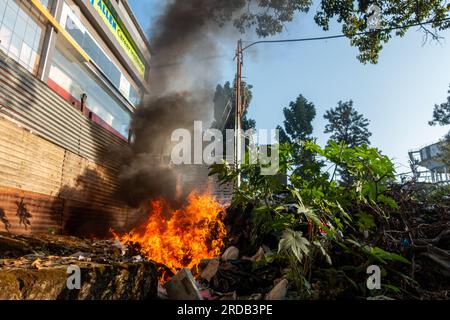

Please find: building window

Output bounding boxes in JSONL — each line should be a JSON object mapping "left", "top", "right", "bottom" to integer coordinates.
{"left": 61, "top": 1, "right": 140, "bottom": 107}
{"left": 49, "top": 45, "right": 131, "bottom": 139}
{"left": 38, "top": 0, "right": 50, "bottom": 8}
{"left": 0, "top": 0, "right": 44, "bottom": 73}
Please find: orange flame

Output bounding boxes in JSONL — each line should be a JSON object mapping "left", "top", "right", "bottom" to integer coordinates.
{"left": 114, "top": 192, "right": 226, "bottom": 273}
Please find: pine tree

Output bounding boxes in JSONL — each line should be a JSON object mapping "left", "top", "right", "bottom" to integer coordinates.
{"left": 324, "top": 100, "right": 372, "bottom": 184}
{"left": 212, "top": 80, "right": 255, "bottom": 132}
{"left": 324, "top": 100, "right": 371, "bottom": 148}
{"left": 278, "top": 95, "right": 322, "bottom": 179}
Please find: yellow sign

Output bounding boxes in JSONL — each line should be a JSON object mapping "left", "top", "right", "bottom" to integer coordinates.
{"left": 90, "top": 0, "right": 145, "bottom": 77}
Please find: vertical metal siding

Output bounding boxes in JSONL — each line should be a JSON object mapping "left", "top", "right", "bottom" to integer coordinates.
{"left": 0, "top": 52, "right": 135, "bottom": 236}
{"left": 0, "top": 52, "right": 128, "bottom": 170}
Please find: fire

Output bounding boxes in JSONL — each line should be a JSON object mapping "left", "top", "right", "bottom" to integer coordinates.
{"left": 114, "top": 192, "right": 226, "bottom": 273}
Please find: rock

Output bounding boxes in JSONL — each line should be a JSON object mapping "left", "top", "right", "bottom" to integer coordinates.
{"left": 200, "top": 289, "right": 215, "bottom": 300}
{"left": 0, "top": 260, "right": 158, "bottom": 300}
{"left": 157, "top": 282, "right": 168, "bottom": 300}
{"left": 0, "top": 232, "right": 158, "bottom": 300}
{"left": 200, "top": 258, "right": 220, "bottom": 282}
{"left": 222, "top": 246, "right": 239, "bottom": 261}
{"left": 248, "top": 293, "right": 263, "bottom": 300}
{"left": 273, "top": 278, "right": 284, "bottom": 286}
{"left": 219, "top": 291, "right": 237, "bottom": 300}
{"left": 265, "top": 279, "right": 288, "bottom": 300}
{"left": 250, "top": 247, "right": 265, "bottom": 262}
{"left": 165, "top": 268, "right": 202, "bottom": 300}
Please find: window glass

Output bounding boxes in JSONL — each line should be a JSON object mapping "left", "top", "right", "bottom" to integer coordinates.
{"left": 0, "top": 24, "right": 12, "bottom": 50}
{"left": 49, "top": 47, "right": 131, "bottom": 138}
{"left": 14, "top": 11, "right": 27, "bottom": 39}
{"left": 9, "top": 32, "right": 21, "bottom": 58}
{"left": 3, "top": 3, "right": 18, "bottom": 29}
{"left": 6, "top": 0, "right": 18, "bottom": 14}
{"left": 83, "top": 33, "right": 100, "bottom": 61}
{"left": 0, "top": 1, "right": 7, "bottom": 24}
{"left": 65, "top": 16, "right": 83, "bottom": 44}
{"left": 61, "top": 2, "right": 141, "bottom": 107}
{"left": 23, "top": 21, "right": 36, "bottom": 47}
{"left": 0, "top": 0, "right": 44, "bottom": 73}
{"left": 129, "top": 85, "right": 140, "bottom": 106}
{"left": 19, "top": 41, "right": 31, "bottom": 66}
{"left": 38, "top": 0, "right": 50, "bottom": 8}
{"left": 32, "top": 25, "right": 41, "bottom": 51}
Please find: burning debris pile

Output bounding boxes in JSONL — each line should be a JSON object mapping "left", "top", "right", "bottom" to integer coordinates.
{"left": 1, "top": 182, "right": 447, "bottom": 300}
{"left": 158, "top": 245, "right": 285, "bottom": 300}
{"left": 113, "top": 192, "right": 227, "bottom": 273}
{"left": 108, "top": 191, "right": 286, "bottom": 300}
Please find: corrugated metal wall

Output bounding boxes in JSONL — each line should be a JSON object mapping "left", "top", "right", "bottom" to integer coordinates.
{"left": 0, "top": 52, "right": 135, "bottom": 236}
{"left": 0, "top": 116, "right": 134, "bottom": 236}
{"left": 0, "top": 53, "right": 126, "bottom": 170}
{"left": 0, "top": 186, "right": 63, "bottom": 234}
{"left": 0, "top": 52, "right": 232, "bottom": 237}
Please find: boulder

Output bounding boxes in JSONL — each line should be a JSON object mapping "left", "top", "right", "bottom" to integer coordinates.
{"left": 200, "top": 258, "right": 220, "bottom": 282}
{"left": 221, "top": 246, "right": 239, "bottom": 261}
{"left": 0, "top": 232, "right": 158, "bottom": 300}
{"left": 0, "top": 260, "right": 157, "bottom": 300}
{"left": 165, "top": 268, "right": 202, "bottom": 300}
{"left": 265, "top": 279, "right": 288, "bottom": 300}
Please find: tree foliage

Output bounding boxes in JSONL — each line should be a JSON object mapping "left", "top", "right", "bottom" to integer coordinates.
{"left": 212, "top": 80, "right": 256, "bottom": 132}
{"left": 429, "top": 85, "right": 450, "bottom": 166}
{"left": 209, "top": 0, "right": 312, "bottom": 38}
{"left": 429, "top": 85, "right": 450, "bottom": 126}
{"left": 278, "top": 95, "right": 316, "bottom": 143}
{"left": 210, "top": 140, "right": 406, "bottom": 298}
{"left": 324, "top": 100, "right": 372, "bottom": 148}
{"left": 210, "top": 0, "right": 450, "bottom": 64}
{"left": 277, "top": 95, "right": 322, "bottom": 180}
{"left": 314, "top": 0, "right": 450, "bottom": 63}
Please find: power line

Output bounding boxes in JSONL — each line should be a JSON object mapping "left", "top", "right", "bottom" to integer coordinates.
{"left": 242, "top": 17, "right": 450, "bottom": 51}
{"left": 149, "top": 16, "right": 450, "bottom": 68}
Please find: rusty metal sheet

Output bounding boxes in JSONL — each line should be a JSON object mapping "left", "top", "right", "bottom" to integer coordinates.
{"left": 0, "top": 186, "right": 62, "bottom": 235}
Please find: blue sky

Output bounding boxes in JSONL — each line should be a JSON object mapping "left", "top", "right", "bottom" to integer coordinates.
{"left": 129, "top": 0, "right": 450, "bottom": 173}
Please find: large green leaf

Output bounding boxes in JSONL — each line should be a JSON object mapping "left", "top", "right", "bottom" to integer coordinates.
{"left": 278, "top": 229, "right": 311, "bottom": 263}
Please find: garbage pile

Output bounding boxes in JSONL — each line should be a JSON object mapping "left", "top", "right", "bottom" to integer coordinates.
{"left": 0, "top": 182, "right": 447, "bottom": 300}
{"left": 159, "top": 245, "right": 286, "bottom": 300}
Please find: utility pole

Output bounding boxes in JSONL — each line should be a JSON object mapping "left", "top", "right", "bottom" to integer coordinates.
{"left": 235, "top": 39, "right": 243, "bottom": 187}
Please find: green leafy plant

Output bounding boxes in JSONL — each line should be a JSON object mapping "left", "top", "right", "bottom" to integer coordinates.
{"left": 210, "top": 139, "right": 411, "bottom": 299}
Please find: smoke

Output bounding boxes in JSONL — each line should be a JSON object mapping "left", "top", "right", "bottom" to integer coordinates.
{"left": 117, "top": 0, "right": 242, "bottom": 207}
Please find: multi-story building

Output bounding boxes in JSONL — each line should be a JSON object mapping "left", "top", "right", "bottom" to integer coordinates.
{"left": 0, "top": 0, "right": 152, "bottom": 235}
{"left": 408, "top": 141, "right": 450, "bottom": 184}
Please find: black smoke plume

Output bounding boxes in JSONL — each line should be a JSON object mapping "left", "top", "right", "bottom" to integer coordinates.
{"left": 117, "top": 0, "right": 243, "bottom": 207}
